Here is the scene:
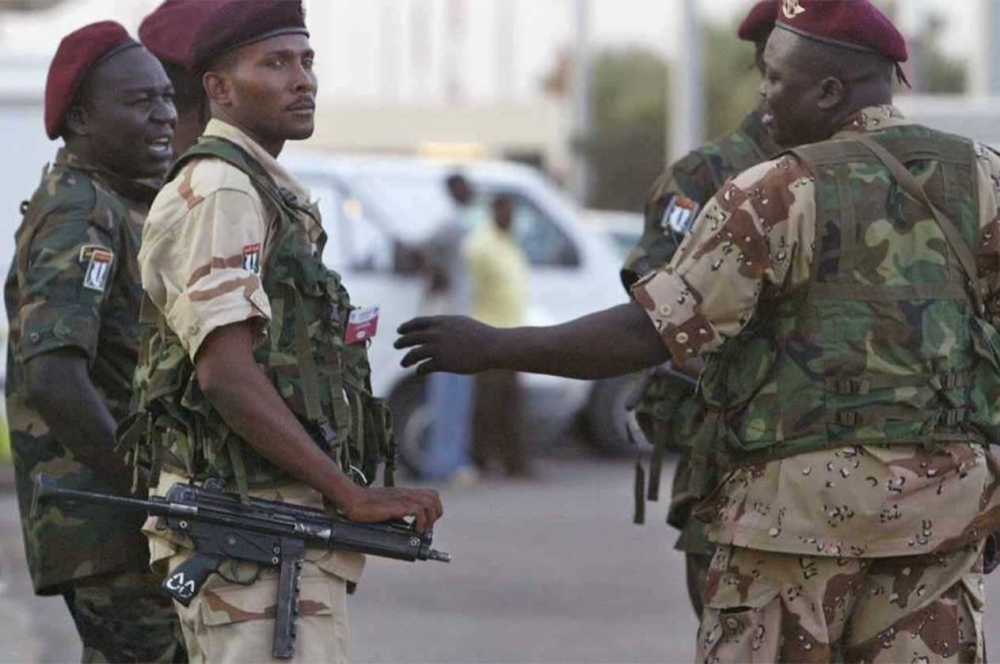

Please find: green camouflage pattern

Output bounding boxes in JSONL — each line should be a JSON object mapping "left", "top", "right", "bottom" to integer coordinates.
{"left": 697, "top": 127, "right": 986, "bottom": 466}
{"left": 698, "top": 542, "right": 984, "bottom": 662}
{"left": 65, "top": 570, "right": 186, "bottom": 663}
{"left": 132, "top": 138, "right": 395, "bottom": 492}
{"left": 625, "top": 110, "right": 778, "bottom": 554}
{"left": 3, "top": 149, "right": 159, "bottom": 593}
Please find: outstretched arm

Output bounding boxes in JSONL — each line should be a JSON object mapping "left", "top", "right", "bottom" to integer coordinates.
{"left": 395, "top": 302, "right": 670, "bottom": 379}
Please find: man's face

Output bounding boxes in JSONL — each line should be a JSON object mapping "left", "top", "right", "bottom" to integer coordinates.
{"left": 494, "top": 198, "right": 514, "bottom": 232}
{"left": 77, "top": 47, "right": 177, "bottom": 179}
{"left": 447, "top": 178, "right": 473, "bottom": 205}
{"left": 218, "top": 33, "right": 318, "bottom": 144}
{"left": 759, "top": 29, "right": 825, "bottom": 148}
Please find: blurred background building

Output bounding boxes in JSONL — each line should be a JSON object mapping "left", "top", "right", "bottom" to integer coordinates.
{"left": 0, "top": 0, "right": 986, "bottom": 213}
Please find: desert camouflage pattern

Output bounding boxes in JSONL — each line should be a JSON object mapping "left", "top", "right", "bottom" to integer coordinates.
{"left": 165, "top": 550, "right": 350, "bottom": 664}
{"left": 65, "top": 570, "right": 185, "bottom": 663}
{"left": 633, "top": 105, "right": 1000, "bottom": 559}
{"left": 698, "top": 542, "right": 984, "bottom": 663}
{"left": 621, "top": 108, "right": 778, "bottom": 291}
{"left": 4, "top": 149, "right": 158, "bottom": 593}
{"left": 134, "top": 120, "right": 393, "bottom": 497}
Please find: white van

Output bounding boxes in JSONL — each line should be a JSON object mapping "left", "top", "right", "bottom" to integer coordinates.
{"left": 280, "top": 151, "right": 636, "bottom": 471}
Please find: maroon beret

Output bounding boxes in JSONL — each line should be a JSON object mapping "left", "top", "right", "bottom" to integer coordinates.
{"left": 44, "top": 21, "right": 139, "bottom": 140}
{"left": 140, "top": 0, "right": 220, "bottom": 69}
{"left": 737, "top": 1, "right": 779, "bottom": 43}
{"left": 190, "top": 0, "right": 309, "bottom": 71}
{"left": 775, "top": 0, "right": 908, "bottom": 63}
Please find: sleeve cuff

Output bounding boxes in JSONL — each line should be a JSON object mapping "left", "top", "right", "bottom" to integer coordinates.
{"left": 168, "top": 276, "right": 272, "bottom": 359}
{"left": 630, "top": 268, "right": 722, "bottom": 364}
{"left": 18, "top": 305, "right": 100, "bottom": 364}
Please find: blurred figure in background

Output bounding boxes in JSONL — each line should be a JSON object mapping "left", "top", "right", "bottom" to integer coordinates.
{"left": 462, "top": 195, "right": 531, "bottom": 478}
{"left": 418, "top": 173, "right": 478, "bottom": 482}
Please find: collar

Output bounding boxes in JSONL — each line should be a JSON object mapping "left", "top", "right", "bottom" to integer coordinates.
{"left": 203, "top": 119, "right": 310, "bottom": 202}
{"left": 832, "top": 105, "right": 908, "bottom": 137}
{"left": 55, "top": 148, "right": 160, "bottom": 206}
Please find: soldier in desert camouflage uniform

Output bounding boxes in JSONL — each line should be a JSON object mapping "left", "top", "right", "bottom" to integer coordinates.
{"left": 132, "top": 2, "right": 442, "bottom": 662}
{"left": 3, "top": 22, "right": 185, "bottom": 663}
{"left": 396, "top": 1, "right": 1000, "bottom": 660}
{"left": 622, "top": 0, "right": 780, "bottom": 618}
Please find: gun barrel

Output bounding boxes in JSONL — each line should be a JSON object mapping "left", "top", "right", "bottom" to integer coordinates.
{"left": 426, "top": 549, "right": 451, "bottom": 563}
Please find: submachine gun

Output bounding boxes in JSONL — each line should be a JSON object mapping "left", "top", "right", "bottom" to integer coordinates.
{"left": 32, "top": 474, "right": 450, "bottom": 659}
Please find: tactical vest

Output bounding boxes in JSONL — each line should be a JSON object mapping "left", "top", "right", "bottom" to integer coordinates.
{"left": 631, "top": 114, "right": 775, "bottom": 526}
{"left": 125, "top": 138, "right": 395, "bottom": 497}
{"left": 688, "top": 125, "right": 1000, "bottom": 498}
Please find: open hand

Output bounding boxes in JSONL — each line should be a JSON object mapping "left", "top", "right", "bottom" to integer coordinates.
{"left": 395, "top": 316, "right": 499, "bottom": 376}
{"left": 341, "top": 486, "right": 443, "bottom": 533}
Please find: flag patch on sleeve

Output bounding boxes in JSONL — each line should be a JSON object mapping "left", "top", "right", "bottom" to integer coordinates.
{"left": 79, "top": 246, "right": 114, "bottom": 293}
{"left": 659, "top": 196, "right": 700, "bottom": 236}
{"left": 243, "top": 244, "right": 262, "bottom": 274}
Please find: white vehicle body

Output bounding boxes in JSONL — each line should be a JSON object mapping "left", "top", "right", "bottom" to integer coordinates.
{"left": 279, "top": 150, "right": 630, "bottom": 450}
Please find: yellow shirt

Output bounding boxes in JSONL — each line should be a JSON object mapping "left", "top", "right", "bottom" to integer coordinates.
{"left": 462, "top": 223, "right": 528, "bottom": 328}
{"left": 633, "top": 106, "right": 1000, "bottom": 557}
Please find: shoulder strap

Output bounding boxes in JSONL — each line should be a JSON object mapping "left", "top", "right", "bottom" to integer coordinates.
{"left": 852, "top": 133, "right": 985, "bottom": 315}
{"left": 169, "top": 137, "right": 286, "bottom": 209}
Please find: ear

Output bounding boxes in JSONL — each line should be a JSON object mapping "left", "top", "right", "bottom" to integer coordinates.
{"left": 202, "top": 70, "right": 234, "bottom": 107}
{"left": 64, "top": 105, "right": 89, "bottom": 137}
{"left": 817, "top": 76, "right": 845, "bottom": 111}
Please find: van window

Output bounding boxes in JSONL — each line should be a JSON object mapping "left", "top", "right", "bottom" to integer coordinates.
{"left": 473, "top": 192, "right": 580, "bottom": 267}
{"left": 300, "top": 176, "right": 394, "bottom": 273}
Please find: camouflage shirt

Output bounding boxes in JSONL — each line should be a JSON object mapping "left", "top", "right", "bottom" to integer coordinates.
{"left": 634, "top": 106, "right": 1000, "bottom": 557}
{"left": 621, "top": 108, "right": 778, "bottom": 291}
{"left": 138, "top": 119, "right": 365, "bottom": 585}
{"left": 4, "top": 149, "right": 157, "bottom": 594}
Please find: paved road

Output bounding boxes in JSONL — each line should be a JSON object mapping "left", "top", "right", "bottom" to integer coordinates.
{"left": 0, "top": 457, "right": 998, "bottom": 663}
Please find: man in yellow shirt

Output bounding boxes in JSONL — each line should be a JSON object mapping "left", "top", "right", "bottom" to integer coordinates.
{"left": 462, "top": 195, "right": 531, "bottom": 476}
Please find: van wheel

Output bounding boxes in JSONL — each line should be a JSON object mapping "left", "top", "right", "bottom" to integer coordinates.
{"left": 387, "top": 377, "right": 434, "bottom": 478}
{"left": 580, "top": 375, "right": 648, "bottom": 456}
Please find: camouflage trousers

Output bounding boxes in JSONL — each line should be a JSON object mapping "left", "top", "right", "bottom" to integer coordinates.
{"left": 166, "top": 550, "right": 351, "bottom": 664}
{"left": 63, "top": 569, "right": 186, "bottom": 663}
{"left": 697, "top": 542, "right": 985, "bottom": 663}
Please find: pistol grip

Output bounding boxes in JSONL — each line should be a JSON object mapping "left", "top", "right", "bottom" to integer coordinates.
{"left": 162, "top": 552, "right": 223, "bottom": 607}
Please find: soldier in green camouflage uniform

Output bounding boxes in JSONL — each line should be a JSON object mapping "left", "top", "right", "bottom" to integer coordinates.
{"left": 4, "top": 23, "right": 185, "bottom": 663}
{"left": 621, "top": 0, "right": 780, "bottom": 618}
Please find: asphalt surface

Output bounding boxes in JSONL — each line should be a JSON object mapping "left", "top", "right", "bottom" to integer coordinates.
{"left": 0, "top": 457, "right": 998, "bottom": 663}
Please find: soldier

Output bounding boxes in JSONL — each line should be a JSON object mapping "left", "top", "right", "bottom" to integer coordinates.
{"left": 396, "top": 1, "right": 1000, "bottom": 660}
{"left": 131, "top": 2, "right": 443, "bottom": 662}
{"left": 3, "top": 21, "right": 185, "bottom": 662}
{"left": 139, "top": 0, "right": 216, "bottom": 155}
{"left": 622, "top": 0, "right": 780, "bottom": 618}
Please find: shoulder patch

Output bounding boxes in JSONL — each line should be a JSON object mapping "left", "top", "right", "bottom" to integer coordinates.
{"left": 80, "top": 245, "right": 114, "bottom": 292}
{"left": 243, "top": 243, "right": 262, "bottom": 274}
{"left": 660, "top": 196, "right": 700, "bottom": 235}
